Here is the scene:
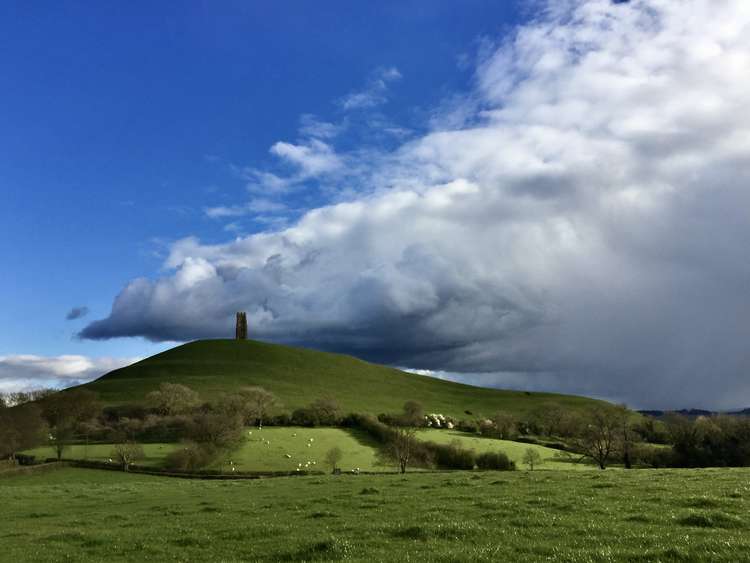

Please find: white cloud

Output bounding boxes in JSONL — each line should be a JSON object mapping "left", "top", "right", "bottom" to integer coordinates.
{"left": 340, "top": 66, "right": 402, "bottom": 110}
{"left": 270, "top": 139, "right": 343, "bottom": 176}
{"left": 205, "top": 198, "right": 288, "bottom": 219}
{"left": 84, "top": 0, "right": 750, "bottom": 409}
{"left": 0, "top": 355, "right": 140, "bottom": 393}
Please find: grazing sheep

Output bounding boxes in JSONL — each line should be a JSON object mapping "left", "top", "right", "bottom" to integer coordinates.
{"left": 285, "top": 454, "right": 292, "bottom": 458}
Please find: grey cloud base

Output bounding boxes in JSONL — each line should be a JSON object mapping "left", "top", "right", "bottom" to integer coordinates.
{"left": 82, "top": 0, "right": 750, "bottom": 410}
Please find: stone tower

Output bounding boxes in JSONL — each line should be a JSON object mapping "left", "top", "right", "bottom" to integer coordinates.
{"left": 235, "top": 311, "right": 248, "bottom": 340}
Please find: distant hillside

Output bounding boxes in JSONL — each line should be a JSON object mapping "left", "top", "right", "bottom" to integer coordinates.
{"left": 82, "top": 339, "right": 609, "bottom": 419}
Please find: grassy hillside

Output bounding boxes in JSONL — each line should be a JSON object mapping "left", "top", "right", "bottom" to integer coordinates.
{"left": 83, "top": 339, "right": 606, "bottom": 419}
{"left": 2, "top": 467, "right": 749, "bottom": 561}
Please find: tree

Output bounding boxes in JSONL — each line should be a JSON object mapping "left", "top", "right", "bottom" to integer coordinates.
{"left": 402, "top": 401, "right": 424, "bottom": 426}
{"left": 239, "top": 387, "right": 278, "bottom": 428}
{"left": 111, "top": 442, "right": 144, "bottom": 471}
{"left": 522, "top": 448, "right": 542, "bottom": 470}
{"left": 0, "top": 404, "right": 48, "bottom": 461}
{"left": 146, "top": 383, "right": 200, "bottom": 416}
{"left": 490, "top": 411, "right": 518, "bottom": 440}
{"left": 40, "top": 389, "right": 102, "bottom": 461}
{"left": 383, "top": 427, "right": 418, "bottom": 473}
{"left": 615, "top": 405, "right": 636, "bottom": 469}
{"left": 0, "top": 393, "right": 7, "bottom": 409}
{"left": 573, "top": 407, "right": 623, "bottom": 469}
{"left": 309, "top": 396, "right": 340, "bottom": 426}
{"left": 324, "top": 446, "right": 343, "bottom": 473}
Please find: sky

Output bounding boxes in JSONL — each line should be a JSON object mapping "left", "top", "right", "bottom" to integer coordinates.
{"left": 2, "top": 0, "right": 750, "bottom": 410}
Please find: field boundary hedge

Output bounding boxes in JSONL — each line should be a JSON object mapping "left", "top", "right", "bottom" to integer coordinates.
{"left": 0, "top": 462, "right": 71, "bottom": 479}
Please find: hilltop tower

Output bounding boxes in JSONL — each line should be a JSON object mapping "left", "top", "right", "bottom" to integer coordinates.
{"left": 235, "top": 311, "right": 248, "bottom": 340}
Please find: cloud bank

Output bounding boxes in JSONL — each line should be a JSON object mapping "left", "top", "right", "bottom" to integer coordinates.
{"left": 82, "top": 0, "right": 750, "bottom": 409}
{"left": 0, "top": 355, "right": 140, "bottom": 393}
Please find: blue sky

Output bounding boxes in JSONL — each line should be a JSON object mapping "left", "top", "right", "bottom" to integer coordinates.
{"left": 1, "top": 0, "right": 520, "bottom": 359}
{"left": 4, "top": 1, "right": 750, "bottom": 410}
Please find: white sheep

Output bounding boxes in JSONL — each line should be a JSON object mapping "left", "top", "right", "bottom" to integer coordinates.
{"left": 285, "top": 454, "right": 292, "bottom": 458}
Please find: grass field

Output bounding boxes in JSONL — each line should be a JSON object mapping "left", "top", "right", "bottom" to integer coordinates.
{"left": 226, "top": 427, "right": 382, "bottom": 472}
{"left": 417, "top": 429, "right": 593, "bottom": 470}
{"left": 78, "top": 339, "right": 607, "bottom": 419}
{"left": 21, "top": 443, "right": 178, "bottom": 467}
{"left": 2, "top": 467, "right": 749, "bottom": 561}
{"left": 20, "top": 427, "right": 592, "bottom": 473}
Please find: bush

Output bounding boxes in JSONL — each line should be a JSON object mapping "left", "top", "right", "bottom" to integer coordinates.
{"left": 476, "top": 451, "right": 515, "bottom": 471}
{"left": 456, "top": 419, "right": 479, "bottom": 434}
{"left": 425, "top": 440, "right": 476, "bottom": 470}
{"left": 165, "top": 442, "right": 220, "bottom": 471}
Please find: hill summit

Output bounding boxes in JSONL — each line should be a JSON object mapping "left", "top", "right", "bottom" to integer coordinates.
{"left": 84, "top": 339, "right": 605, "bottom": 418}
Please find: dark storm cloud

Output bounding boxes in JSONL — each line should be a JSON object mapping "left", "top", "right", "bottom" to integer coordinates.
{"left": 82, "top": 0, "right": 750, "bottom": 409}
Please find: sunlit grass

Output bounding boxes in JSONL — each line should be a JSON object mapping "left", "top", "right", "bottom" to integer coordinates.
{"left": 2, "top": 467, "right": 749, "bottom": 561}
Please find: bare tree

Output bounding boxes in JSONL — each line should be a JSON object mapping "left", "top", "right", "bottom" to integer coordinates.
{"left": 573, "top": 407, "right": 623, "bottom": 469}
{"left": 384, "top": 427, "right": 418, "bottom": 474}
{"left": 402, "top": 401, "right": 424, "bottom": 426}
{"left": 146, "top": 383, "right": 200, "bottom": 416}
{"left": 239, "top": 387, "right": 278, "bottom": 428}
{"left": 111, "top": 442, "right": 144, "bottom": 471}
{"left": 324, "top": 446, "right": 343, "bottom": 473}
{"left": 522, "top": 448, "right": 542, "bottom": 470}
{"left": 0, "top": 404, "right": 48, "bottom": 461}
{"left": 490, "top": 411, "right": 518, "bottom": 440}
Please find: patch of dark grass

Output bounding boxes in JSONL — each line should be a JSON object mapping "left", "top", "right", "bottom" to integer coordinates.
{"left": 677, "top": 511, "right": 743, "bottom": 529}
{"left": 171, "top": 536, "right": 211, "bottom": 548}
{"left": 592, "top": 483, "right": 615, "bottom": 489}
{"left": 360, "top": 487, "right": 379, "bottom": 495}
{"left": 684, "top": 496, "right": 722, "bottom": 509}
{"left": 490, "top": 480, "right": 508, "bottom": 485}
{"left": 624, "top": 514, "right": 652, "bottom": 523}
{"left": 43, "top": 531, "right": 87, "bottom": 543}
{"left": 391, "top": 522, "right": 473, "bottom": 542}
{"left": 200, "top": 506, "right": 221, "bottom": 513}
{"left": 291, "top": 537, "right": 354, "bottom": 560}
{"left": 309, "top": 510, "right": 338, "bottom": 519}
{"left": 24, "top": 512, "right": 55, "bottom": 518}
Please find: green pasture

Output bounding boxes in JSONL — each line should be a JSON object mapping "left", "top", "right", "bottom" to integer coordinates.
{"left": 2, "top": 467, "right": 749, "bottom": 561}
{"left": 20, "top": 427, "right": 593, "bottom": 473}
{"left": 417, "top": 429, "right": 593, "bottom": 470}
{"left": 224, "top": 427, "right": 382, "bottom": 472}
{"left": 21, "top": 443, "right": 178, "bottom": 467}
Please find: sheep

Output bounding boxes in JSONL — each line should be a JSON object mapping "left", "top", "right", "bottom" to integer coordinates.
{"left": 284, "top": 454, "right": 292, "bottom": 458}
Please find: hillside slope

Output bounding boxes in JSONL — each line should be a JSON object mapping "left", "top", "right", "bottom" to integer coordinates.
{"left": 83, "top": 339, "right": 606, "bottom": 418}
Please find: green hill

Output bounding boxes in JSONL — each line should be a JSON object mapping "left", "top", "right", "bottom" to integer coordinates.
{"left": 83, "top": 339, "right": 607, "bottom": 418}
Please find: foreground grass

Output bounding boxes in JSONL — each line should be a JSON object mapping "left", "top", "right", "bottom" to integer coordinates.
{"left": 2, "top": 467, "right": 749, "bottom": 561}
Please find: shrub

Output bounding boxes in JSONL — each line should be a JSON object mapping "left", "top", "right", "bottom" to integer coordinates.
{"left": 425, "top": 440, "right": 476, "bottom": 469}
{"left": 476, "top": 451, "right": 515, "bottom": 471}
{"left": 165, "top": 442, "right": 220, "bottom": 471}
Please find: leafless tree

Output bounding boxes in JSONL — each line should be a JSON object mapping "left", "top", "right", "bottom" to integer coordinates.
{"left": 146, "top": 383, "right": 201, "bottom": 416}
{"left": 522, "top": 448, "right": 542, "bottom": 470}
{"left": 239, "top": 387, "right": 278, "bottom": 428}
{"left": 324, "top": 446, "right": 343, "bottom": 473}
{"left": 111, "top": 442, "right": 144, "bottom": 471}
{"left": 384, "top": 427, "right": 418, "bottom": 473}
{"left": 573, "top": 406, "right": 625, "bottom": 469}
